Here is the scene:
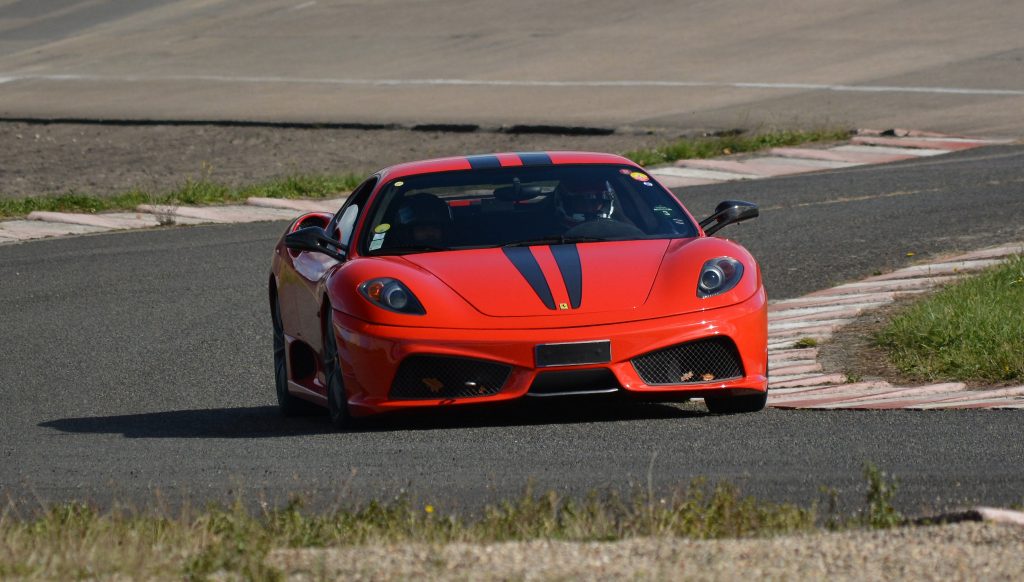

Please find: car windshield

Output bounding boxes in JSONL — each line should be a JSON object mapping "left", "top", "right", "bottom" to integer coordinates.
{"left": 361, "top": 164, "right": 699, "bottom": 255}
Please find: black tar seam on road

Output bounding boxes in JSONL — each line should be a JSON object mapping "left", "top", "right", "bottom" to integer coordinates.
{"left": 0, "top": 117, "right": 618, "bottom": 136}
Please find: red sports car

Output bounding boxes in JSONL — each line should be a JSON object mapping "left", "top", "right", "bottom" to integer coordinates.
{"left": 270, "top": 151, "right": 766, "bottom": 428}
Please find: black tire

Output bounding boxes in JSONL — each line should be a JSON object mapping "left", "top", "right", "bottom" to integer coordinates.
{"left": 322, "top": 310, "right": 354, "bottom": 430}
{"left": 704, "top": 390, "right": 767, "bottom": 414}
{"left": 272, "top": 294, "right": 317, "bottom": 416}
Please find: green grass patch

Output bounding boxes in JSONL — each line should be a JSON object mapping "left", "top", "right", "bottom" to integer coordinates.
{"left": 875, "top": 256, "right": 1024, "bottom": 383}
{"left": 0, "top": 174, "right": 362, "bottom": 219}
{"left": 792, "top": 337, "right": 819, "bottom": 349}
{"left": 622, "top": 128, "right": 852, "bottom": 167}
{"left": 0, "top": 128, "right": 853, "bottom": 220}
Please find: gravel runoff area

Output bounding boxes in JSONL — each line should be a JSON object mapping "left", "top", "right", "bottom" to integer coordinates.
{"left": 0, "top": 121, "right": 681, "bottom": 200}
{"left": 269, "top": 523, "right": 1024, "bottom": 581}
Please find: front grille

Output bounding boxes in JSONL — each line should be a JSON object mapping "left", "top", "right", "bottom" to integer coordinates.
{"left": 631, "top": 337, "right": 744, "bottom": 385}
{"left": 389, "top": 355, "right": 511, "bottom": 400}
{"left": 528, "top": 368, "right": 621, "bottom": 396}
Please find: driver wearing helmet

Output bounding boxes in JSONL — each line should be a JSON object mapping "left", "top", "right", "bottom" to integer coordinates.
{"left": 395, "top": 193, "right": 451, "bottom": 246}
{"left": 556, "top": 175, "right": 616, "bottom": 225}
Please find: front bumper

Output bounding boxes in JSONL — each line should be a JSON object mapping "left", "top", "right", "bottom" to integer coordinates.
{"left": 332, "top": 288, "right": 767, "bottom": 416}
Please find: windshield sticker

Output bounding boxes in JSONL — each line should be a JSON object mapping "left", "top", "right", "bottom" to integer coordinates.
{"left": 629, "top": 171, "right": 650, "bottom": 182}
{"left": 394, "top": 181, "right": 404, "bottom": 188}
{"left": 619, "top": 168, "right": 631, "bottom": 174}
{"left": 374, "top": 223, "right": 391, "bottom": 234}
{"left": 643, "top": 181, "right": 654, "bottom": 187}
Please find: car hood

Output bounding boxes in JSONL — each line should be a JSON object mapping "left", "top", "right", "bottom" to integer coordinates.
{"left": 402, "top": 240, "right": 670, "bottom": 317}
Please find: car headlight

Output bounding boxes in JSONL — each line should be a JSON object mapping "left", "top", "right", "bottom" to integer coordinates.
{"left": 359, "top": 278, "right": 426, "bottom": 315}
{"left": 697, "top": 257, "right": 744, "bottom": 298}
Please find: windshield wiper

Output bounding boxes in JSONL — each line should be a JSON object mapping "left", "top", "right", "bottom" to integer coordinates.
{"left": 368, "top": 244, "right": 448, "bottom": 256}
{"left": 503, "top": 236, "right": 607, "bottom": 248}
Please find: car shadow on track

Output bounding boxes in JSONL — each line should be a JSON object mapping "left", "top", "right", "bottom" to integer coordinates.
{"left": 39, "top": 400, "right": 707, "bottom": 438}
{"left": 39, "top": 406, "right": 334, "bottom": 439}
{"left": 364, "top": 399, "right": 706, "bottom": 433}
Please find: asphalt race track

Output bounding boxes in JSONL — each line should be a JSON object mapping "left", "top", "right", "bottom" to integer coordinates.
{"left": 3, "top": 0, "right": 1024, "bottom": 135}
{"left": 2, "top": 145, "right": 1023, "bottom": 513}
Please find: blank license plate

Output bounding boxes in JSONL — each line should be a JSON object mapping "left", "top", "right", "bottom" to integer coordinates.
{"left": 535, "top": 340, "right": 611, "bottom": 367}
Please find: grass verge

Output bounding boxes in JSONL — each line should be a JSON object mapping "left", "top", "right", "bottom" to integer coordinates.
{"left": 875, "top": 256, "right": 1024, "bottom": 383}
{"left": 1, "top": 128, "right": 851, "bottom": 220}
{"left": 0, "top": 174, "right": 362, "bottom": 219}
{"left": 0, "top": 469, "right": 907, "bottom": 581}
{"left": 622, "top": 128, "right": 852, "bottom": 167}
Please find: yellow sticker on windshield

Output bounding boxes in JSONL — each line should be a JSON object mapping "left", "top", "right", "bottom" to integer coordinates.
{"left": 374, "top": 223, "right": 391, "bottom": 234}
{"left": 394, "top": 181, "right": 404, "bottom": 188}
{"left": 629, "top": 171, "right": 650, "bottom": 182}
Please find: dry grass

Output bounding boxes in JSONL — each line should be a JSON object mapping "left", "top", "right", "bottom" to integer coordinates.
{"left": 623, "top": 128, "right": 852, "bottom": 167}
{"left": 1, "top": 481, "right": 819, "bottom": 580}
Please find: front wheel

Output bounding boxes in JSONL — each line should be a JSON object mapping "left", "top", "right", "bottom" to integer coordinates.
{"left": 323, "top": 312, "right": 354, "bottom": 430}
{"left": 704, "top": 390, "right": 767, "bottom": 414}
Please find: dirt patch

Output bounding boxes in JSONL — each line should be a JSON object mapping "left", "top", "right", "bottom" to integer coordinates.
{"left": 0, "top": 122, "right": 684, "bottom": 200}
{"left": 817, "top": 298, "right": 915, "bottom": 385}
{"left": 818, "top": 291, "right": 1018, "bottom": 389}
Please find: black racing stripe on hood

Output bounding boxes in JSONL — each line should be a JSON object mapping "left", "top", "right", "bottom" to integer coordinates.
{"left": 516, "top": 152, "right": 552, "bottom": 166}
{"left": 550, "top": 244, "right": 582, "bottom": 309}
{"left": 466, "top": 155, "right": 502, "bottom": 169}
{"left": 501, "top": 247, "right": 556, "bottom": 310}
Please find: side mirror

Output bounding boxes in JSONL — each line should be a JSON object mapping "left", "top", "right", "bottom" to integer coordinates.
{"left": 699, "top": 200, "right": 759, "bottom": 236}
{"left": 284, "top": 226, "right": 347, "bottom": 261}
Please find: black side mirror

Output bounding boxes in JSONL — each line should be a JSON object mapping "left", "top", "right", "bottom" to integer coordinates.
{"left": 284, "top": 226, "right": 347, "bottom": 261}
{"left": 699, "top": 200, "right": 759, "bottom": 236}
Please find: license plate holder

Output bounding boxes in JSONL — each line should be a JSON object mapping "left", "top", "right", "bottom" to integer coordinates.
{"left": 535, "top": 340, "right": 611, "bottom": 367}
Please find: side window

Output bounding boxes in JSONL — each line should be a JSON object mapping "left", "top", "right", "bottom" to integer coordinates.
{"left": 334, "top": 177, "right": 377, "bottom": 248}
{"left": 337, "top": 205, "right": 359, "bottom": 248}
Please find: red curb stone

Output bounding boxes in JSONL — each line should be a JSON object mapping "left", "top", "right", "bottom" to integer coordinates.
{"left": 862, "top": 259, "right": 1002, "bottom": 281}
{"left": 814, "top": 384, "right": 969, "bottom": 409}
{"left": 770, "top": 363, "right": 822, "bottom": 376}
{"left": 945, "top": 245, "right": 1024, "bottom": 262}
{"left": 767, "top": 348, "right": 819, "bottom": 361}
{"left": 801, "top": 276, "right": 957, "bottom": 297}
{"left": 770, "top": 373, "right": 846, "bottom": 389}
{"left": 768, "top": 323, "right": 844, "bottom": 338}
{"left": 769, "top": 306, "right": 866, "bottom": 322}
{"left": 769, "top": 381, "right": 893, "bottom": 400}
{"left": 768, "top": 292, "right": 896, "bottom": 311}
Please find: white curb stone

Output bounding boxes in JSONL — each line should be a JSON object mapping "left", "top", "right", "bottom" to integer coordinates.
{"left": 247, "top": 197, "right": 347, "bottom": 212}
{"left": 28, "top": 211, "right": 162, "bottom": 229}
{"left": 0, "top": 220, "right": 109, "bottom": 240}
{"left": 833, "top": 144, "right": 949, "bottom": 157}
{"left": 136, "top": 204, "right": 299, "bottom": 223}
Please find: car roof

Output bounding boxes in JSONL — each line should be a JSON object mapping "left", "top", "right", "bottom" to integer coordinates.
{"left": 376, "top": 151, "right": 639, "bottom": 182}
